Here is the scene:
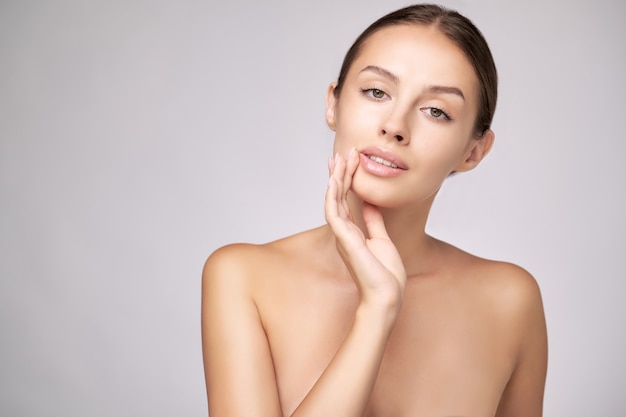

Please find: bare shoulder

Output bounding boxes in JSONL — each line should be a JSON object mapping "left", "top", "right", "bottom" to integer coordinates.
{"left": 203, "top": 243, "right": 268, "bottom": 279}
{"left": 446, "top": 244, "right": 548, "bottom": 416}
{"left": 202, "top": 228, "right": 322, "bottom": 292}
{"left": 449, "top": 245, "right": 547, "bottom": 367}
{"left": 442, "top": 241, "right": 544, "bottom": 316}
{"left": 474, "top": 256, "right": 544, "bottom": 323}
{"left": 202, "top": 241, "right": 282, "bottom": 297}
{"left": 477, "top": 256, "right": 541, "bottom": 302}
{"left": 201, "top": 239, "right": 300, "bottom": 417}
{"left": 446, "top": 250, "right": 549, "bottom": 417}
{"left": 440, "top": 242, "right": 547, "bottom": 346}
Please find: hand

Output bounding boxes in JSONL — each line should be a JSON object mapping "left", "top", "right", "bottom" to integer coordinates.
{"left": 325, "top": 149, "right": 407, "bottom": 310}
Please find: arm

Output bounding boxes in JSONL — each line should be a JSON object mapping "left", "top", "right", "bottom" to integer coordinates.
{"left": 202, "top": 151, "right": 407, "bottom": 417}
{"left": 495, "top": 270, "right": 548, "bottom": 417}
{"left": 202, "top": 245, "right": 283, "bottom": 417}
{"left": 289, "top": 152, "right": 406, "bottom": 416}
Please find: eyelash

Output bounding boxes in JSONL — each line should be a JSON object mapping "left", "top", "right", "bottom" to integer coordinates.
{"left": 421, "top": 106, "right": 452, "bottom": 121}
{"left": 359, "top": 87, "right": 453, "bottom": 121}
{"left": 360, "top": 87, "right": 389, "bottom": 100}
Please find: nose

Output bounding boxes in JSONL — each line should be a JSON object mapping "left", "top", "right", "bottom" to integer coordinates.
{"left": 379, "top": 105, "right": 410, "bottom": 145}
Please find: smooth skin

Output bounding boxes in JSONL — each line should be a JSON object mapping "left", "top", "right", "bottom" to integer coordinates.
{"left": 202, "top": 24, "right": 547, "bottom": 417}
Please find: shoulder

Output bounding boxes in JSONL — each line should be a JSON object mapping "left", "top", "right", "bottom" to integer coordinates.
{"left": 474, "top": 258, "right": 541, "bottom": 297}
{"left": 205, "top": 225, "right": 328, "bottom": 271}
{"left": 464, "top": 262, "right": 548, "bottom": 417}
{"left": 202, "top": 242, "right": 280, "bottom": 293}
{"left": 469, "top": 256, "right": 547, "bottom": 361}
{"left": 204, "top": 243, "right": 266, "bottom": 276}
{"left": 441, "top": 240, "right": 543, "bottom": 311}
{"left": 201, "top": 242, "right": 285, "bottom": 335}
{"left": 477, "top": 259, "right": 544, "bottom": 321}
{"left": 201, "top": 243, "right": 287, "bottom": 416}
{"left": 445, "top": 243, "right": 546, "bottom": 343}
{"left": 202, "top": 228, "right": 317, "bottom": 292}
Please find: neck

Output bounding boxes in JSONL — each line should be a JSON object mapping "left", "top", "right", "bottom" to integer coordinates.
{"left": 346, "top": 192, "right": 439, "bottom": 276}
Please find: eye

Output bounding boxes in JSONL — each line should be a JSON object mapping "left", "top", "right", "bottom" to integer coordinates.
{"left": 421, "top": 107, "right": 451, "bottom": 121}
{"left": 361, "top": 88, "right": 389, "bottom": 100}
{"left": 430, "top": 108, "right": 443, "bottom": 118}
{"left": 371, "top": 89, "right": 386, "bottom": 99}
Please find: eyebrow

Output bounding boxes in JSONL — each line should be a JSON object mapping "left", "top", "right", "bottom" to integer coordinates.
{"left": 359, "top": 65, "right": 465, "bottom": 101}
{"left": 425, "top": 85, "right": 465, "bottom": 101}
{"left": 360, "top": 65, "right": 399, "bottom": 84}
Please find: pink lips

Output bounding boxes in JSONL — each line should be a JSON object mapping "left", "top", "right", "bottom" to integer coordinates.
{"left": 358, "top": 146, "right": 408, "bottom": 178}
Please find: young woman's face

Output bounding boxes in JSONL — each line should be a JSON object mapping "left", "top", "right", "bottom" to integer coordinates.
{"left": 326, "top": 24, "right": 493, "bottom": 208}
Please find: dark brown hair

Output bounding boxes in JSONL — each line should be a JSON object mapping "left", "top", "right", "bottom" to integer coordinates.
{"left": 334, "top": 4, "right": 497, "bottom": 138}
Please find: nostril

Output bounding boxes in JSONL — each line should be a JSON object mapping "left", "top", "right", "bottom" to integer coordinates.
{"left": 395, "top": 135, "right": 404, "bottom": 142}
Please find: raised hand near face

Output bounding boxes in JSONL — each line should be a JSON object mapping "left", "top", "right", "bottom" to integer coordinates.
{"left": 325, "top": 149, "right": 407, "bottom": 312}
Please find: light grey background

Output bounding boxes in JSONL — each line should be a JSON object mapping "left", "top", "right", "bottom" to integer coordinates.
{"left": 1, "top": 0, "right": 624, "bottom": 416}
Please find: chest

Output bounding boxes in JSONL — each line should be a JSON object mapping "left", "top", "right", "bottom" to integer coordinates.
{"left": 368, "top": 298, "right": 511, "bottom": 416}
{"left": 366, "top": 325, "right": 509, "bottom": 416}
{"left": 260, "top": 278, "right": 514, "bottom": 417}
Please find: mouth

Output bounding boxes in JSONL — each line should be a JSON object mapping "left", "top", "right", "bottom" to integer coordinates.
{"left": 358, "top": 147, "right": 408, "bottom": 178}
{"left": 366, "top": 154, "right": 401, "bottom": 169}
{"left": 360, "top": 147, "right": 408, "bottom": 170}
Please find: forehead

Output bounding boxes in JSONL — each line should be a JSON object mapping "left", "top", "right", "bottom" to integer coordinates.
{"left": 350, "top": 24, "right": 479, "bottom": 101}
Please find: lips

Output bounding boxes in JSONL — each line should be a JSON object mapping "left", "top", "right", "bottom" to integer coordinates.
{"left": 358, "top": 146, "right": 408, "bottom": 178}
{"left": 360, "top": 146, "right": 408, "bottom": 170}
{"left": 367, "top": 155, "right": 400, "bottom": 169}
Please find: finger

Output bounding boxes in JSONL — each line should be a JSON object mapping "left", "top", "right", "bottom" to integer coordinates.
{"left": 337, "top": 150, "right": 355, "bottom": 218}
{"left": 326, "top": 159, "right": 350, "bottom": 225}
{"left": 343, "top": 149, "right": 360, "bottom": 218}
{"left": 362, "top": 202, "right": 390, "bottom": 240}
{"left": 332, "top": 153, "right": 344, "bottom": 187}
{"left": 346, "top": 147, "right": 359, "bottom": 179}
{"left": 326, "top": 154, "right": 341, "bottom": 216}
{"left": 341, "top": 148, "right": 357, "bottom": 196}
{"left": 324, "top": 176, "right": 340, "bottom": 224}
{"left": 333, "top": 154, "right": 351, "bottom": 218}
{"left": 325, "top": 176, "right": 357, "bottom": 247}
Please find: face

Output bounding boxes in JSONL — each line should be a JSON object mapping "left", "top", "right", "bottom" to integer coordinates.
{"left": 326, "top": 24, "right": 494, "bottom": 208}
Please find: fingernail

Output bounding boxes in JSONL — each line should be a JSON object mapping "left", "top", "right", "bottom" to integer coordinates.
{"left": 334, "top": 153, "right": 339, "bottom": 164}
{"left": 347, "top": 147, "right": 355, "bottom": 159}
{"left": 328, "top": 156, "right": 333, "bottom": 172}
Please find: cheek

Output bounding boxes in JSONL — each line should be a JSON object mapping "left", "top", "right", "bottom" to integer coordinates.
{"left": 332, "top": 102, "right": 379, "bottom": 152}
{"left": 414, "top": 129, "right": 470, "bottom": 169}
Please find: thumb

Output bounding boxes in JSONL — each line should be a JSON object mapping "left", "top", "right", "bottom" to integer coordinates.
{"left": 362, "top": 202, "right": 389, "bottom": 240}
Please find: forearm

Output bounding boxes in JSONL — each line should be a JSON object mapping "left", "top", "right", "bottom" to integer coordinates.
{"left": 294, "top": 151, "right": 404, "bottom": 416}
{"left": 291, "top": 303, "right": 399, "bottom": 417}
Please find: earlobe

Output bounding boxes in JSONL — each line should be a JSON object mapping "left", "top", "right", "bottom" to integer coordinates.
{"left": 325, "top": 83, "right": 338, "bottom": 131}
{"left": 456, "top": 129, "right": 495, "bottom": 172}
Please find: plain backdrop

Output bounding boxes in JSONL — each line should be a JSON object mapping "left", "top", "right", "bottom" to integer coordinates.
{"left": 1, "top": 0, "right": 625, "bottom": 415}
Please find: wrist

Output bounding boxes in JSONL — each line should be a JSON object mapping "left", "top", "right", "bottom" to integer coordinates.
{"left": 355, "top": 297, "right": 402, "bottom": 331}
{"left": 360, "top": 283, "right": 404, "bottom": 313}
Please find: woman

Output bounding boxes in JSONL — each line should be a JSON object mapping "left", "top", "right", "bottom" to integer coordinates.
{"left": 202, "top": 4, "right": 547, "bottom": 417}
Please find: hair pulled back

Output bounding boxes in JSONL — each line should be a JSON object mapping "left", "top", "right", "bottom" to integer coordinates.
{"left": 334, "top": 4, "right": 497, "bottom": 138}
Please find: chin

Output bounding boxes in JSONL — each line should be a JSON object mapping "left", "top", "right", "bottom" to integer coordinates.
{"left": 350, "top": 173, "right": 441, "bottom": 209}
{"left": 350, "top": 178, "right": 406, "bottom": 209}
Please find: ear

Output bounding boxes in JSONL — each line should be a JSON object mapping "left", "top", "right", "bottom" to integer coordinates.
{"left": 325, "top": 83, "right": 338, "bottom": 131}
{"left": 454, "top": 129, "right": 495, "bottom": 173}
